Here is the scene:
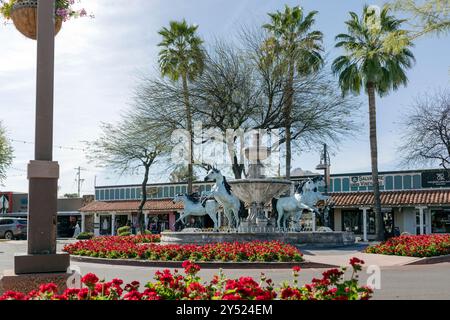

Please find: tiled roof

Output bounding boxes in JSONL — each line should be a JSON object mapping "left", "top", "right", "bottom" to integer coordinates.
{"left": 80, "top": 189, "right": 450, "bottom": 213}
{"left": 79, "top": 199, "right": 183, "bottom": 213}
{"left": 330, "top": 189, "right": 450, "bottom": 207}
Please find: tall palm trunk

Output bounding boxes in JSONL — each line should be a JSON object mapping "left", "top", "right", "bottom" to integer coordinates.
{"left": 137, "top": 163, "right": 150, "bottom": 234}
{"left": 284, "top": 62, "right": 295, "bottom": 180}
{"left": 367, "top": 83, "right": 384, "bottom": 241}
{"left": 182, "top": 74, "right": 194, "bottom": 194}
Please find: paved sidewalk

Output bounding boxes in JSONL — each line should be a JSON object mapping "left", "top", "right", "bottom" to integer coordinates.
{"left": 300, "top": 244, "right": 421, "bottom": 267}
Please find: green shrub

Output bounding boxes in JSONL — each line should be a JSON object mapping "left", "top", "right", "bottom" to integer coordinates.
{"left": 117, "top": 226, "right": 131, "bottom": 236}
{"left": 119, "top": 232, "right": 132, "bottom": 237}
{"left": 76, "top": 232, "right": 94, "bottom": 240}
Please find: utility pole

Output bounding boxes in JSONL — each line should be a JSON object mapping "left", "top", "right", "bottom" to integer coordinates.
{"left": 75, "top": 166, "right": 85, "bottom": 197}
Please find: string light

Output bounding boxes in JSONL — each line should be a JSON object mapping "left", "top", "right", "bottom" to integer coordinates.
{"left": 9, "top": 139, "right": 87, "bottom": 152}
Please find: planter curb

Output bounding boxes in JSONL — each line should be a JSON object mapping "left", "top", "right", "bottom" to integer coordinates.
{"left": 404, "top": 254, "right": 450, "bottom": 266}
{"left": 70, "top": 255, "right": 338, "bottom": 269}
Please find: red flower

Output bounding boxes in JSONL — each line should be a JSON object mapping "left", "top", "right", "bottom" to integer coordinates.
{"left": 292, "top": 266, "right": 301, "bottom": 273}
{"left": 82, "top": 273, "right": 99, "bottom": 286}
{"left": 39, "top": 283, "right": 58, "bottom": 294}
{"left": 0, "top": 291, "right": 28, "bottom": 301}
{"left": 349, "top": 257, "right": 364, "bottom": 267}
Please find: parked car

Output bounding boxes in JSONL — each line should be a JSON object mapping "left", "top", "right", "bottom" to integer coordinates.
{"left": 0, "top": 218, "right": 27, "bottom": 240}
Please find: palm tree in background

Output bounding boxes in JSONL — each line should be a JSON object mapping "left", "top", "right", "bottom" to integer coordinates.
{"left": 332, "top": 5, "right": 415, "bottom": 240}
{"left": 158, "top": 20, "right": 205, "bottom": 194}
{"left": 263, "top": 5, "right": 324, "bottom": 179}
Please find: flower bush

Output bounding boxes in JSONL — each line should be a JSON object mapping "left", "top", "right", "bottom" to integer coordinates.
{"left": 0, "top": 259, "right": 373, "bottom": 300}
{"left": 0, "top": 0, "right": 91, "bottom": 21}
{"left": 63, "top": 237, "right": 303, "bottom": 262}
{"left": 365, "top": 234, "right": 450, "bottom": 257}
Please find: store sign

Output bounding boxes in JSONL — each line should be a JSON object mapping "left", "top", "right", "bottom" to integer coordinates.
{"left": 350, "top": 175, "right": 384, "bottom": 187}
{"left": 422, "top": 170, "right": 450, "bottom": 188}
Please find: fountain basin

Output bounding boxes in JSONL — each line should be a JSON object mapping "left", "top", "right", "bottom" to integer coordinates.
{"left": 228, "top": 179, "right": 292, "bottom": 205}
{"left": 161, "top": 231, "right": 356, "bottom": 247}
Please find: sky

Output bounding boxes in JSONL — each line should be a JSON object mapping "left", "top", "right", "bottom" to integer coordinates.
{"left": 0, "top": 0, "right": 449, "bottom": 196}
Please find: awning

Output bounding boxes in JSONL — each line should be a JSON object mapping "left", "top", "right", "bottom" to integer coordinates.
{"left": 330, "top": 189, "right": 450, "bottom": 208}
{"left": 79, "top": 199, "right": 183, "bottom": 213}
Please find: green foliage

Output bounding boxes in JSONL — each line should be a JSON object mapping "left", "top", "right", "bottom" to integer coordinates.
{"left": 158, "top": 19, "right": 205, "bottom": 82}
{"left": 117, "top": 226, "right": 131, "bottom": 236}
{"left": 332, "top": 5, "right": 416, "bottom": 96}
{"left": 0, "top": 0, "right": 14, "bottom": 19}
{"left": 76, "top": 232, "right": 94, "bottom": 240}
{"left": 263, "top": 5, "right": 324, "bottom": 76}
{"left": 389, "top": 0, "right": 450, "bottom": 38}
{"left": 0, "top": 121, "right": 13, "bottom": 184}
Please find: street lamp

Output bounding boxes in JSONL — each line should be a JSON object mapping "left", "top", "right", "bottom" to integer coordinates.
{"left": 14, "top": 0, "right": 70, "bottom": 274}
{"left": 316, "top": 143, "right": 331, "bottom": 195}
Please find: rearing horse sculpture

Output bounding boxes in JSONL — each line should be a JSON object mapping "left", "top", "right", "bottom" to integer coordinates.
{"left": 204, "top": 168, "right": 241, "bottom": 228}
{"left": 173, "top": 194, "right": 220, "bottom": 230}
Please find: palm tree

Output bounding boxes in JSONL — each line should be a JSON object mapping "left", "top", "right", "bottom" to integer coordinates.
{"left": 158, "top": 20, "right": 205, "bottom": 194}
{"left": 332, "top": 5, "right": 415, "bottom": 240}
{"left": 263, "top": 5, "right": 324, "bottom": 179}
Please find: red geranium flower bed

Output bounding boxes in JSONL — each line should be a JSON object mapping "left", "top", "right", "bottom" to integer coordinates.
{"left": 365, "top": 234, "right": 450, "bottom": 257}
{"left": 0, "top": 259, "right": 373, "bottom": 300}
{"left": 63, "top": 236, "right": 303, "bottom": 262}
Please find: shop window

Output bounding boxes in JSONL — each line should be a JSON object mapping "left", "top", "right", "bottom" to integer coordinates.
{"left": 169, "top": 187, "right": 175, "bottom": 198}
{"left": 329, "top": 179, "right": 334, "bottom": 192}
{"left": 175, "top": 186, "right": 181, "bottom": 195}
{"left": 342, "top": 178, "right": 350, "bottom": 192}
{"left": 403, "top": 175, "right": 412, "bottom": 189}
{"left": 167, "top": 187, "right": 172, "bottom": 198}
{"left": 334, "top": 179, "right": 341, "bottom": 192}
{"left": 431, "top": 208, "right": 450, "bottom": 234}
{"left": 413, "top": 175, "right": 421, "bottom": 189}
{"left": 394, "top": 176, "right": 402, "bottom": 190}
{"left": 131, "top": 188, "right": 136, "bottom": 199}
{"left": 105, "top": 189, "right": 110, "bottom": 201}
{"left": 342, "top": 210, "right": 376, "bottom": 235}
{"left": 136, "top": 188, "right": 142, "bottom": 199}
{"left": 181, "top": 186, "right": 187, "bottom": 194}
{"left": 95, "top": 190, "right": 100, "bottom": 200}
{"left": 125, "top": 188, "right": 130, "bottom": 199}
{"left": 120, "top": 189, "right": 125, "bottom": 200}
{"left": 385, "top": 176, "right": 394, "bottom": 190}
{"left": 157, "top": 188, "right": 164, "bottom": 198}
{"left": 100, "top": 190, "right": 105, "bottom": 201}
{"left": 342, "top": 210, "right": 361, "bottom": 233}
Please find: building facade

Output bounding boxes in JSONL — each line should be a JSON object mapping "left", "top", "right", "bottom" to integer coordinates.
{"left": 80, "top": 169, "right": 450, "bottom": 239}
{"left": 0, "top": 192, "right": 94, "bottom": 237}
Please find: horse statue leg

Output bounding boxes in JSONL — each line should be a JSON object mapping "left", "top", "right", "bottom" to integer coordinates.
{"left": 233, "top": 205, "right": 240, "bottom": 229}
{"left": 277, "top": 208, "right": 284, "bottom": 230}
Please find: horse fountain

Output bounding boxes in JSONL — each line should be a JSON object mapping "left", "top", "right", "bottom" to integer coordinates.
{"left": 161, "top": 132, "right": 355, "bottom": 247}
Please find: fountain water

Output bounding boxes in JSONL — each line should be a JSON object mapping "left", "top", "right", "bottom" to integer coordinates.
{"left": 228, "top": 132, "right": 291, "bottom": 230}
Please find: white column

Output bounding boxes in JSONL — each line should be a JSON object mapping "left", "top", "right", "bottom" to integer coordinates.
{"left": 111, "top": 212, "right": 116, "bottom": 236}
{"left": 360, "top": 207, "right": 369, "bottom": 242}
{"left": 144, "top": 213, "right": 149, "bottom": 230}
{"left": 94, "top": 213, "right": 100, "bottom": 237}
{"left": 417, "top": 207, "right": 425, "bottom": 235}
{"left": 312, "top": 211, "right": 316, "bottom": 232}
{"left": 81, "top": 213, "right": 86, "bottom": 233}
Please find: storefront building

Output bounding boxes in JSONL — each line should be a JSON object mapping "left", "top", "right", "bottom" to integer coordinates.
{"left": 292, "top": 169, "right": 450, "bottom": 240}
{"left": 79, "top": 182, "right": 213, "bottom": 235}
{"left": 80, "top": 169, "right": 450, "bottom": 239}
{"left": 0, "top": 192, "right": 94, "bottom": 237}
